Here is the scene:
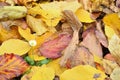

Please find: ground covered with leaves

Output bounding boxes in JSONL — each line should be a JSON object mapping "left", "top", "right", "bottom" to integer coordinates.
{"left": 0, "top": 0, "right": 120, "bottom": 80}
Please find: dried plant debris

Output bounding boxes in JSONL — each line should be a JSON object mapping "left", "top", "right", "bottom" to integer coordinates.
{"left": 0, "top": 53, "right": 29, "bottom": 80}
{"left": 110, "top": 67, "right": 120, "bottom": 80}
{"left": 108, "top": 34, "right": 120, "bottom": 66}
{"left": 0, "top": 0, "right": 120, "bottom": 80}
{"left": 0, "top": 6, "right": 27, "bottom": 20}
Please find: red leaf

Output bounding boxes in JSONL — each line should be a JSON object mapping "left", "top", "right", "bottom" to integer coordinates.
{"left": 39, "top": 33, "right": 72, "bottom": 59}
{"left": 0, "top": 53, "right": 29, "bottom": 80}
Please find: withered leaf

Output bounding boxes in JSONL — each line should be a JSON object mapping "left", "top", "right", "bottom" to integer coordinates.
{"left": 103, "top": 59, "right": 119, "bottom": 75}
{"left": 108, "top": 34, "right": 120, "bottom": 66}
{"left": 26, "top": 15, "right": 47, "bottom": 35}
{"left": 0, "top": 53, "right": 29, "bottom": 80}
{"left": 110, "top": 67, "right": 120, "bottom": 80}
{"left": 0, "top": 6, "right": 27, "bottom": 20}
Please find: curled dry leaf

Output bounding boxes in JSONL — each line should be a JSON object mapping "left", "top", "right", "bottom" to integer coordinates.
{"left": 0, "top": 53, "right": 29, "bottom": 80}
{"left": 26, "top": 15, "right": 47, "bottom": 35}
{"left": 0, "top": 39, "right": 31, "bottom": 55}
{"left": 66, "top": 46, "right": 95, "bottom": 68}
{"left": 21, "top": 65, "right": 55, "bottom": 80}
{"left": 95, "top": 21, "right": 108, "bottom": 48}
{"left": 60, "top": 10, "right": 83, "bottom": 67}
{"left": 0, "top": 6, "right": 27, "bottom": 20}
{"left": 60, "top": 65, "right": 106, "bottom": 80}
{"left": 81, "top": 27, "right": 103, "bottom": 58}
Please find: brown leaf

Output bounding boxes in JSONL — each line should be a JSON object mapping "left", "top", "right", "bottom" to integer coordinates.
{"left": 60, "top": 10, "right": 83, "bottom": 67}
{"left": 0, "top": 53, "right": 30, "bottom": 80}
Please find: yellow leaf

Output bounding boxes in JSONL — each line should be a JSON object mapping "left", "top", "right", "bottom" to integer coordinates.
{"left": 21, "top": 65, "right": 55, "bottom": 80}
{"left": 105, "top": 25, "right": 115, "bottom": 40}
{"left": 28, "top": 1, "right": 81, "bottom": 27}
{"left": 0, "top": 39, "right": 31, "bottom": 55}
{"left": 60, "top": 65, "right": 106, "bottom": 80}
{"left": 0, "top": 24, "right": 21, "bottom": 43}
{"left": 60, "top": 1, "right": 81, "bottom": 12}
{"left": 28, "top": 2, "right": 61, "bottom": 27}
{"left": 103, "top": 13, "right": 120, "bottom": 37}
{"left": 94, "top": 55, "right": 102, "bottom": 64}
{"left": 18, "top": 27, "right": 36, "bottom": 41}
{"left": 26, "top": 15, "right": 47, "bottom": 35}
{"left": 75, "top": 9, "right": 95, "bottom": 23}
{"left": 47, "top": 58, "right": 67, "bottom": 76}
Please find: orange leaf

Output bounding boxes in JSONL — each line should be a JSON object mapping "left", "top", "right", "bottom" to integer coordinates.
{"left": 0, "top": 53, "right": 30, "bottom": 80}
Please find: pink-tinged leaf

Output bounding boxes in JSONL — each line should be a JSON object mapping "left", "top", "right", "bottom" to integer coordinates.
{"left": 0, "top": 53, "right": 29, "bottom": 80}
{"left": 39, "top": 33, "right": 72, "bottom": 59}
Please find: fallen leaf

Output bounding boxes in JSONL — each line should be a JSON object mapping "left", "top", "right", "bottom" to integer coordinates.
{"left": 75, "top": 8, "right": 95, "bottom": 23}
{"left": 21, "top": 65, "right": 55, "bottom": 80}
{"left": 0, "top": 6, "right": 27, "bottom": 20}
{"left": 103, "top": 13, "right": 120, "bottom": 37}
{"left": 39, "top": 33, "right": 72, "bottom": 59}
{"left": 60, "top": 1, "right": 81, "bottom": 12}
{"left": 104, "top": 53, "right": 115, "bottom": 61}
{"left": 28, "top": 2, "right": 61, "bottom": 27}
{"left": 26, "top": 15, "right": 47, "bottom": 35}
{"left": 108, "top": 34, "right": 120, "bottom": 66}
{"left": 28, "top": 1, "right": 81, "bottom": 27}
{"left": 0, "top": 53, "right": 29, "bottom": 80}
{"left": 0, "top": 39, "right": 31, "bottom": 55}
{"left": 47, "top": 58, "right": 67, "bottom": 76}
{"left": 103, "top": 59, "right": 119, "bottom": 75}
{"left": 94, "top": 55, "right": 103, "bottom": 64}
{"left": 0, "top": 24, "right": 21, "bottom": 43}
{"left": 60, "top": 65, "right": 106, "bottom": 80}
{"left": 105, "top": 25, "right": 115, "bottom": 40}
{"left": 110, "top": 67, "right": 120, "bottom": 80}
{"left": 18, "top": 27, "right": 36, "bottom": 41}
{"left": 28, "top": 32, "right": 54, "bottom": 61}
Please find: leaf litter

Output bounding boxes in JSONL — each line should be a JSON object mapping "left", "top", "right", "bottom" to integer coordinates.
{"left": 0, "top": 0, "right": 120, "bottom": 80}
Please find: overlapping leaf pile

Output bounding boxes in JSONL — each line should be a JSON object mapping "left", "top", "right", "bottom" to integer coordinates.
{"left": 0, "top": 0, "right": 120, "bottom": 80}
